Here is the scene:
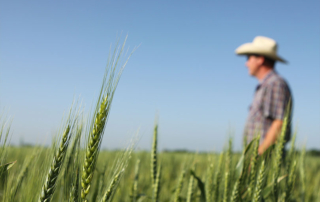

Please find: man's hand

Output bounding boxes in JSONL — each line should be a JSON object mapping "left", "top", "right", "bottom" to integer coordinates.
{"left": 258, "top": 119, "right": 283, "bottom": 155}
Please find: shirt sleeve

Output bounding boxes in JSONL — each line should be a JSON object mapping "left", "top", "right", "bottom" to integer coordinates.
{"left": 263, "top": 80, "right": 291, "bottom": 120}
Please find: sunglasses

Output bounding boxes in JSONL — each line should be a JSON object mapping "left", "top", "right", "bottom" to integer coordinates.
{"left": 246, "top": 54, "right": 260, "bottom": 60}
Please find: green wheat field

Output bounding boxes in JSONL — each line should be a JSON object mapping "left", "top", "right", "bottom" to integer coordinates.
{"left": 0, "top": 38, "right": 319, "bottom": 202}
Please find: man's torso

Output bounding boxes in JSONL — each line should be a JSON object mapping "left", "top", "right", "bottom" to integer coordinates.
{"left": 244, "top": 70, "right": 293, "bottom": 145}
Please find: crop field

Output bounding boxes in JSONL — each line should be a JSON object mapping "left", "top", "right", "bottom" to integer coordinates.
{"left": 1, "top": 128, "right": 320, "bottom": 202}
{"left": 0, "top": 39, "right": 319, "bottom": 202}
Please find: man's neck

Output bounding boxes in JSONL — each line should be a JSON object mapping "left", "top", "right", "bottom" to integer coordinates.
{"left": 256, "top": 67, "right": 274, "bottom": 82}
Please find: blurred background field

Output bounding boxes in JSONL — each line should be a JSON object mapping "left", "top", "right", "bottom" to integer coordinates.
{"left": 4, "top": 144, "right": 320, "bottom": 202}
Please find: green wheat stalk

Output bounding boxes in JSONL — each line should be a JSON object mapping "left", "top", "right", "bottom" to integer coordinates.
{"left": 91, "top": 172, "right": 102, "bottom": 202}
{"left": 226, "top": 138, "right": 233, "bottom": 200}
{"left": 248, "top": 135, "right": 260, "bottom": 197}
{"left": 81, "top": 36, "right": 135, "bottom": 201}
{"left": 173, "top": 169, "right": 185, "bottom": 202}
{"left": 284, "top": 160, "right": 297, "bottom": 202}
{"left": 223, "top": 172, "right": 229, "bottom": 202}
{"left": 299, "top": 145, "right": 306, "bottom": 201}
{"left": 186, "top": 173, "right": 194, "bottom": 202}
{"left": 272, "top": 113, "right": 289, "bottom": 201}
{"left": 132, "top": 159, "right": 140, "bottom": 202}
{"left": 38, "top": 124, "right": 72, "bottom": 202}
{"left": 205, "top": 163, "right": 214, "bottom": 202}
{"left": 153, "top": 163, "right": 161, "bottom": 202}
{"left": 100, "top": 138, "right": 135, "bottom": 202}
{"left": 252, "top": 160, "right": 265, "bottom": 202}
{"left": 214, "top": 152, "right": 224, "bottom": 202}
{"left": 69, "top": 166, "right": 80, "bottom": 202}
{"left": 100, "top": 169, "right": 124, "bottom": 202}
{"left": 230, "top": 180, "right": 240, "bottom": 202}
{"left": 9, "top": 154, "right": 36, "bottom": 202}
{"left": 151, "top": 122, "right": 158, "bottom": 186}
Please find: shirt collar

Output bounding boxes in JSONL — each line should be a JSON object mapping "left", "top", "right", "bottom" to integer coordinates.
{"left": 255, "top": 70, "right": 276, "bottom": 92}
{"left": 259, "top": 70, "right": 276, "bottom": 84}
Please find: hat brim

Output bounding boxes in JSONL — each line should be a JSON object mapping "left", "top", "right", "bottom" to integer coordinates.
{"left": 235, "top": 43, "right": 287, "bottom": 64}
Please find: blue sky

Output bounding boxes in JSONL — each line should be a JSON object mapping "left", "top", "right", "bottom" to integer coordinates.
{"left": 0, "top": 1, "right": 319, "bottom": 151}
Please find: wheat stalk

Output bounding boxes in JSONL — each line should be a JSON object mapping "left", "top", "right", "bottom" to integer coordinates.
{"left": 231, "top": 180, "right": 240, "bottom": 202}
{"left": 100, "top": 169, "right": 124, "bottom": 202}
{"left": 173, "top": 169, "right": 185, "bottom": 202}
{"left": 248, "top": 135, "right": 260, "bottom": 197}
{"left": 9, "top": 154, "right": 35, "bottom": 202}
{"left": 38, "top": 124, "right": 72, "bottom": 202}
{"left": 132, "top": 159, "right": 140, "bottom": 202}
{"left": 186, "top": 173, "right": 194, "bottom": 202}
{"left": 214, "top": 152, "right": 224, "bottom": 202}
{"left": 284, "top": 160, "right": 297, "bottom": 202}
{"left": 252, "top": 160, "right": 265, "bottom": 202}
{"left": 151, "top": 122, "right": 158, "bottom": 187}
{"left": 69, "top": 166, "right": 80, "bottom": 202}
{"left": 273, "top": 114, "right": 289, "bottom": 201}
{"left": 205, "top": 163, "right": 214, "bottom": 202}
{"left": 153, "top": 163, "right": 161, "bottom": 202}
{"left": 223, "top": 172, "right": 229, "bottom": 202}
{"left": 81, "top": 36, "right": 135, "bottom": 201}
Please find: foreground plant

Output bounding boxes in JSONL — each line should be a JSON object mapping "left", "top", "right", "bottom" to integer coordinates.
{"left": 9, "top": 154, "right": 35, "bottom": 202}
{"left": 272, "top": 113, "right": 289, "bottom": 201}
{"left": 81, "top": 36, "right": 135, "bottom": 202}
{"left": 151, "top": 122, "right": 158, "bottom": 187}
{"left": 173, "top": 168, "right": 185, "bottom": 202}
{"left": 131, "top": 159, "right": 140, "bottom": 202}
{"left": 101, "top": 169, "right": 124, "bottom": 202}
{"left": 39, "top": 122, "right": 74, "bottom": 202}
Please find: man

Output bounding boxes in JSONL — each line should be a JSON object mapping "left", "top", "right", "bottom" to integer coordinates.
{"left": 235, "top": 36, "right": 293, "bottom": 155}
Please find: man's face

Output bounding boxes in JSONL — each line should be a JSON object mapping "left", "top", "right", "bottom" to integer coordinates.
{"left": 245, "top": 54, "right": 262, "bottom": 77}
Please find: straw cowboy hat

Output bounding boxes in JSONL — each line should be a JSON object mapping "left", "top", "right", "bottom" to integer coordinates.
{"left": 235, "top": 36, "right": 287, "bottom": 63}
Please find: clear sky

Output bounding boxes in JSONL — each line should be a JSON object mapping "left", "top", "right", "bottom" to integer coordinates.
{"left": 0, "top": 1, "right": 319, "bottom": 152}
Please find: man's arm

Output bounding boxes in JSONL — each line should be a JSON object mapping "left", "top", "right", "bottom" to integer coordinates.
{"left": 258, "top": 119, "right": 283, "bottom": 155}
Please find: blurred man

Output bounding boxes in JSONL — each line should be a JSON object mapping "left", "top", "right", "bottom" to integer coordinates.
{"left": 235, "top": 36, "right": 293, "bottom": 155}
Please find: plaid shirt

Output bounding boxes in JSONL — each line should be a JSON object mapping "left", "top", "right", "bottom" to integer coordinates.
{"left": 244, "top": 70, "right": 293, "bottom": 145}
